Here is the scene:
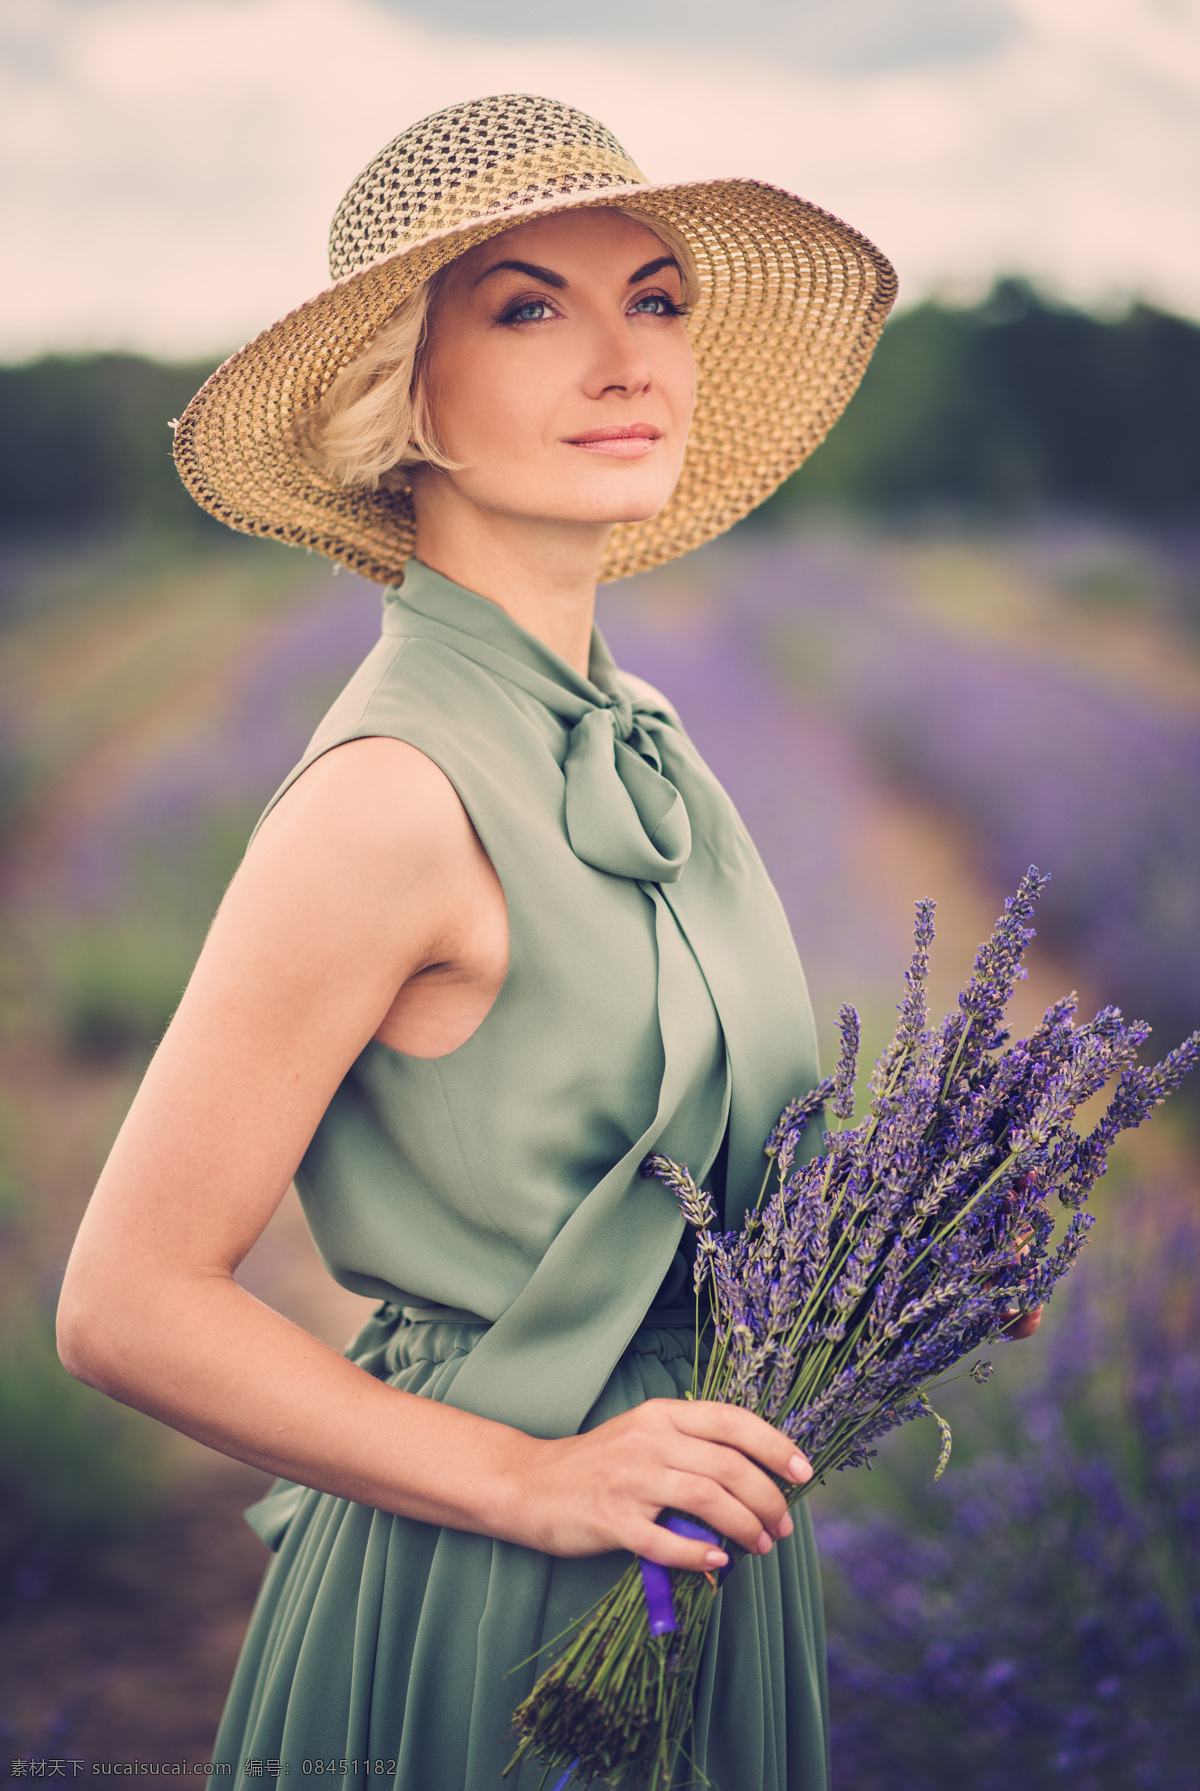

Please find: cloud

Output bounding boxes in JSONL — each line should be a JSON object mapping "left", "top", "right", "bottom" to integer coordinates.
{"left": 1, "top": 0, "right": 1197, "bottom": 359}
{"left": 372, "top": 0, "right": 1022, "bottom": 77}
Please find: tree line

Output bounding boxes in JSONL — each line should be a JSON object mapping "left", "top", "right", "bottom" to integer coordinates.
{"left": 0, "top": 280, "right": 1197, "bottom": 536}
{"left": 773, "top": 278, "right": 1200, "bottom": 519}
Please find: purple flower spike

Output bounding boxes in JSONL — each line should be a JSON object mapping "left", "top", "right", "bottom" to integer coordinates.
{"left": 898, "top": 899, "right": 936, "bottom": 1047}
{"left": 832, "top": 1004, "right": 861, "bottom": 1121}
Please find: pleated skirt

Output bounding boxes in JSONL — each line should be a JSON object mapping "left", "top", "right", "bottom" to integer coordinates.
{"left": 211, "top": 1313, "right": 830, "bottom": 1791}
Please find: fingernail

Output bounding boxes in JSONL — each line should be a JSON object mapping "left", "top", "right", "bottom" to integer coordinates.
{"left": 755, "top": 1533, "right": 772, "bottom": 1555}
{"left": 705, "top": 1549, "right": 728, "bottom": 1568}
{"left": 788, "top": 1453, "right": 812, "bottom": 1484}
{"left": 776, "top": 1512, "right": 793, "bottom": 1539}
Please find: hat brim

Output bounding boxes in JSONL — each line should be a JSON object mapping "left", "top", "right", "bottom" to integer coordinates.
{"left": 173, "top": 178, "right": 896, "bottom": 585}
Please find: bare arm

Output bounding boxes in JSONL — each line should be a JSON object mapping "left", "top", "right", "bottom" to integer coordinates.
{"left": 57, "top": 737, "right": 808, "bottom": 1570}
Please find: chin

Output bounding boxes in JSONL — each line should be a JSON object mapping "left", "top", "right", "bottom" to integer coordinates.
{"left": 560, "top": 473, "right": 681, "bottom": 528}
{"left": 605, "top": 503, "right": 671, "bottom": 526}
{"left": 468, "top": 465, "right": 682, "bottom": 529}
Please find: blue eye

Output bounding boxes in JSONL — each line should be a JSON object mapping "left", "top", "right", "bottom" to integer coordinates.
{"left": 504, "top": 299, "right": 551, "bottom": 323}
{"left": 631, "top": 293, "right": 682, "bottom": 317}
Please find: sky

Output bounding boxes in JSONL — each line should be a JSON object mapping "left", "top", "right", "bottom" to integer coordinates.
{"left": 2, "top": 0, "right": 1198, "bottom": 360}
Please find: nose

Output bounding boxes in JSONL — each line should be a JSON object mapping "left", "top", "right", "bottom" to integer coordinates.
{"left": 581, "top": 312, "right": 652, "bottom": 401}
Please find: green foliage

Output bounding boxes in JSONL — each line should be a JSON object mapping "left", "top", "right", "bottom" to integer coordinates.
{"left": 0, "top": 1308, "right": 169, "bottom": 1570}
{"left": 767, "top": 279, "right": 1200, "bottom": 519}
{"left": 0, "top": 352, "right": 222, "bottom": 538}
{"left": 0, "top": 1102, "right": 22, "bottom": 1236}
{"left": 57, "top": 925, "right": 189, "bottom": 1062}
{"left": 53, "top": 812, "right": 255, "bottom": 1063}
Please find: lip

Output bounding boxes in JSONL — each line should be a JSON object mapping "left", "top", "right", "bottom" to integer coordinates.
{"left": 565, "top": 424, "right": 662, "bottom": 459}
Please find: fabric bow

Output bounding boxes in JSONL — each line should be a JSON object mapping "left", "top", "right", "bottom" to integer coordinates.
{"left": 562, "top": 697, "right": 692, "bottom": 884}
{"left": 385, "top": 566, "right": 694, "bottom": 887}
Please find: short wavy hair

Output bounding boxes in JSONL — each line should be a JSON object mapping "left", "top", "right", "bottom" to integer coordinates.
{"left": 299, "top": 210, "right": 700, "bottom": 492}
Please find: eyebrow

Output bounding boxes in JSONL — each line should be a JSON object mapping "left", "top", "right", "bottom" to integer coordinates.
{"left": 627, "top": 256, "right": 680, "bottom": 284}
{"left": 472, "top": 253, "right": 682, "bottom": 290}
{"left": 473, "top": 258, "right": 567, "bottom": 289}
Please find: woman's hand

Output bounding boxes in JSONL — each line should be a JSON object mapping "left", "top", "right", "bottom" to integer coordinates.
{"left": 989, "top": 1200, "right": 1043, "bottom": 1342}
{"left": 1000, "top": 1216, "right": 1044, "bottom": 1340}
{"left": 1003, "top": 1306, "right": 1043, "bottom": 1340}
{"left": 511, "top": 1399, "right": 812, "bottom": 1572}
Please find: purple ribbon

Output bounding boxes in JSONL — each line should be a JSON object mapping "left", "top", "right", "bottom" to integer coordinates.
{"left": 551, "top": 1762, "right": 579, "bottom": 1791}
{"left": 638, "top": 1515, "right": 730, "bottom": 1637}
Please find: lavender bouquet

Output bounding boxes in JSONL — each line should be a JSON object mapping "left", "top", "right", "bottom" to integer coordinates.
{"left": 505, "top": 872, "right": 1200, "bottom": 1791}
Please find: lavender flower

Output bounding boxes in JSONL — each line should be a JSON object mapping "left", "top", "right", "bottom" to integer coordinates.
{"left": 764, "top": 1078, "right": 833, "bottom": 1179}
{"left": 832, "top": 1004, "right": 861, "bottom": 1121}
{"left": 509, "top": 880, "right": 1200, "bottom": 1791}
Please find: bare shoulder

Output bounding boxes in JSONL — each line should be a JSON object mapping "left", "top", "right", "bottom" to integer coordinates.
{"left": 212, "top": 734, "right": 491, "bottom": 992}
{"left": 255, "top": 735, "right": 474, "bottom": 866}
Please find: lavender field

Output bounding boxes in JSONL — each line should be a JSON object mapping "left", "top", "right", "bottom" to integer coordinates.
{"left": 1, "top": 521, "right": 1197, "bottom": 1782}
{"left": 818, "top": 1173, "right": 1200, "bottom": 1791}
{"left": 606, "top": 525, "right": 1200, "bottom": 1789}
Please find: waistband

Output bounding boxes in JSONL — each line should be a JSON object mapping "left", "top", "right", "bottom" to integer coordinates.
{"left": 396, "top": 1300, "right": 698, "bottom": 1330}
{"left": 378, "top": 1309, "right": 699, "bottom": 1378}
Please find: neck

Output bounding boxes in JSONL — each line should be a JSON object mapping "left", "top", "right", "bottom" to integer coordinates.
{"left": 411, "top": 472, "right": 606, "bottom": 676}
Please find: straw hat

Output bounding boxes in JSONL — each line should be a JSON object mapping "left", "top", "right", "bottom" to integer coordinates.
{"left": 173, "top": 93, "right": 896, "bottom": 585}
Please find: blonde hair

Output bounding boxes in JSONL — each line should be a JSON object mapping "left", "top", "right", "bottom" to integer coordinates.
{"left": 300, "top": 209, "right": 700, "bottom": 492}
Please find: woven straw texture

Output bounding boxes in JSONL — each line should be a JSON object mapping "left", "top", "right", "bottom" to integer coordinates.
{"left": 173, "top": 94, "right": 897, "bottom": 585}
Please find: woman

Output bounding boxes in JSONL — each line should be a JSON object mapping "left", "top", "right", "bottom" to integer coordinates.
{"left": 57, "top": 96, "right": 898, "bottom": 1788}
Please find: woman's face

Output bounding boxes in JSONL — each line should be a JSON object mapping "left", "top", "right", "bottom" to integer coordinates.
{"left": 417, "top": 208, "right": 696, "bottom": 529}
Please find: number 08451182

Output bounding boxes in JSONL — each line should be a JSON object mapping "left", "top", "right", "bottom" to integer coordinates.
{"left": 301, "top": 1765, "right": 397, "bottom": 1777}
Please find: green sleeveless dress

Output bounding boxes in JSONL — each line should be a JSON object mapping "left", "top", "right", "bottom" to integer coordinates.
{"left": 212, "top": 563, "right": 830, "bottom": 1791}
